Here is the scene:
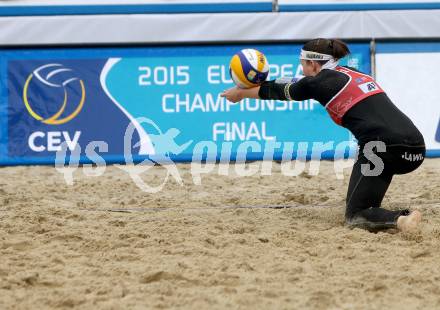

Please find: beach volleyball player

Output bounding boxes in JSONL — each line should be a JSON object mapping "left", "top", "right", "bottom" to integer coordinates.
{"left": 221, "top": 38, "right": 426, "bottom": 232}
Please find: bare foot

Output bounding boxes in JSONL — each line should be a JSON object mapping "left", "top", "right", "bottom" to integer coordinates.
{"left": 397, "top": 210, "right": 422, "bottom": 232}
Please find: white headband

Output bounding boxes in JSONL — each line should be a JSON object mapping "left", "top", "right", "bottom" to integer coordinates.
{"left": 299, "top": 49, "right": 339, "bottom": 70}
{"left": 300, "top": 49, "right": 334, "bottom": 61}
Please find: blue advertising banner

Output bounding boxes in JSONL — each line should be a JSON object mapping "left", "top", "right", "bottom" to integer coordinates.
{"left": 0, "top": 43, "right": 370, "bottom": 165}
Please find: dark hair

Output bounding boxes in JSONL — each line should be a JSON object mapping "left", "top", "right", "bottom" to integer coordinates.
{"left": 302, "top": 38, "right": 350, "bottom": 61}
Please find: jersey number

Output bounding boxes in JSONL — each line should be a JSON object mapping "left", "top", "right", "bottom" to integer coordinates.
{"left": 358, "top": 81, "right": 377, "bottom": 93}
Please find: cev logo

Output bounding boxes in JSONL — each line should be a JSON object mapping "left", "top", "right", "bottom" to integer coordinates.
{"left": 22, "top": 64, "right": 86, "bottom": 125}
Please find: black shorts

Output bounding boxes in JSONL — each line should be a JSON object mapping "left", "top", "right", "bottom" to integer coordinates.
{"left": 359, "top": 143, "right": 426, "bottom": 175}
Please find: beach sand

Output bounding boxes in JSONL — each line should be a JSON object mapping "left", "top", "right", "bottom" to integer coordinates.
{"left": 1, "top": 158, "right": 439, "bottom": 309}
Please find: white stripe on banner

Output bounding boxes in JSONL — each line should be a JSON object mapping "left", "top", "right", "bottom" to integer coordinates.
{"left": 100, "top": 58, "right": 155, "bottom": 156}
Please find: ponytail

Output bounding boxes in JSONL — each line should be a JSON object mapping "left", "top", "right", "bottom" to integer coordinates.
{"left": 330, "top": 39, "right": 350, "bottom": 59}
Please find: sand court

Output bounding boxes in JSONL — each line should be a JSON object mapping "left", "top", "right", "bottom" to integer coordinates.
{"left": 0, "top": 159, "right": 439, "bottom": 309}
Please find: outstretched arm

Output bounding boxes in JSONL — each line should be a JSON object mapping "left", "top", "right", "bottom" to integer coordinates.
{"left": 221, "top": 77, "right": 310, "bottom": 103}
{"left": 220, "top": 86, "right": 260, "bottom": 103}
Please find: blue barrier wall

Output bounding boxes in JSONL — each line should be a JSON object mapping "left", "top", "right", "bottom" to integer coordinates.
{"left": 0, "top": 43, "right": 370, "bottom": 165}
{"left": 1, "top": 1, "right": 440, "bottom": 15}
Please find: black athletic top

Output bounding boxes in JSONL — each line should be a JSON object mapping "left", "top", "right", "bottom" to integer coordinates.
{"left": 258, "top": 67, "right": 425, "bottom": 147}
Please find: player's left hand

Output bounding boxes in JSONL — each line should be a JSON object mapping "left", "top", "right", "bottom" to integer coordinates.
{"left": 221, "top": 87, "right": 243, "bottom": 103}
